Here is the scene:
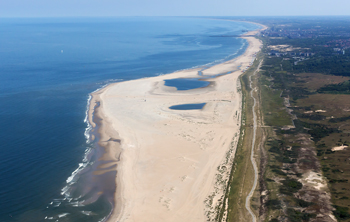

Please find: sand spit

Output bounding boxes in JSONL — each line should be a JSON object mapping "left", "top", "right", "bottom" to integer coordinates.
{"left": 88, "top": 28, "right": 264, "bottom": 222}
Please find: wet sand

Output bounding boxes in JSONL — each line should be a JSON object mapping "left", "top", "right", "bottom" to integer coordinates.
{"left": 88, "top": 26, "right": 265, "bottom": 222}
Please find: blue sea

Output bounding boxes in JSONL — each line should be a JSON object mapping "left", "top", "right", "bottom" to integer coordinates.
{"left": 0, "top": 17, "right": 260, "bottom": 222}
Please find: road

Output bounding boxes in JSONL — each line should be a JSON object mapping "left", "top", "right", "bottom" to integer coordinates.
{"left": 245, "top": 60, "right": 263, "bottom": 222}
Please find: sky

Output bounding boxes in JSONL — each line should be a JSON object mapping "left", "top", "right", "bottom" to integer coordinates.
{"left": 1, "top": 0, "right": 350, "bottom": 17}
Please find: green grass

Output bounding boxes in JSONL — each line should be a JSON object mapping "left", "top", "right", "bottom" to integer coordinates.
{"left": 260, "top": 75, "right": 292, "bottom": 127}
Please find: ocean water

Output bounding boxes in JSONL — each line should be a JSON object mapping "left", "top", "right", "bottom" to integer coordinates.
{"left": 0, "top": 17, "right": 260, "bottom": 222}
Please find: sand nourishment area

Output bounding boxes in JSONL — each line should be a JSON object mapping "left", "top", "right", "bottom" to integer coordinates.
{"left": 88, "top": 26, "right": 265, "bottom": 222}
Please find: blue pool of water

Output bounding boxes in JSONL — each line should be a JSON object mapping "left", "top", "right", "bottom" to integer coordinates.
{"left": 169, "top": 103, "right": 206, "bottom": 110}
{"left": 164, "top": 78, "right": 209, "bottom": 90}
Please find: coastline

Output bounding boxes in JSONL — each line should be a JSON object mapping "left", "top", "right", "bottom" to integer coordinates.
{"left": 88, "top": 23, "right": 266, "bottom": 221}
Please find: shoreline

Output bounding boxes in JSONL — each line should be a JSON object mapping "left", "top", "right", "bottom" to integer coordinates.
{"left": 88, "top": 23, "right": 266, "bottom": 221}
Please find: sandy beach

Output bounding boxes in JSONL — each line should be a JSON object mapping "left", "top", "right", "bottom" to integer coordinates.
{"left": 88, "top": 26, "right": 265, "bottom": 222}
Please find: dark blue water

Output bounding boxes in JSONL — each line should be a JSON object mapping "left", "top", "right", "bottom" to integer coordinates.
{"left": 0, "top": 17, "right": 260, "bottom": 222}
{"left": 164, "top": 78, "right": 210, "bottom": 90}
{"left": 169, "top": 103, "right": 206, "bottom": 110}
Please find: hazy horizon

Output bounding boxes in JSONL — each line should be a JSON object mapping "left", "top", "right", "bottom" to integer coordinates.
{"left": 2, "top": 0, "right": 350, "bottom": 18}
